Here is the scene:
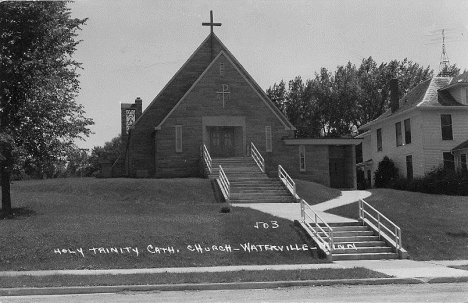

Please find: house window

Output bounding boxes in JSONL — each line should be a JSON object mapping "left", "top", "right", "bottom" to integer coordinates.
{"left": 395, "top": 122, "right": 402, "bottom": 146}
{"left": 406, "top": 155, "right": 413, "bottom": 180}
{"left": 175, "top": 125, "right": 182, "bottom": 153}
{"left": 404, "top": 118, "right": 411, "bottom": 144}
{"left": 377, "top": 128, "right": 382, "bottom": 151}
{"left": 461, "top": 154, "right": 467, "bottom": 172}
{"left": 265, "top": 126, "right": 272, "bottom": 152}
{"left": 443, "top": 152, "right": 455, "bottom": 171}
{"left": 299, "top": 145, "right": 306, "bottom": 171}
{"left": 441, "top": 114, "right": 453, "bottom": 140}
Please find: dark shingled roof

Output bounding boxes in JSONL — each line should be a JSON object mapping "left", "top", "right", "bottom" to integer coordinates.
{"left": 453, "top": 139, "right": 468, "bottom": 152}
{"left": 360, "top": 76, "right": 466, "bottom": 130}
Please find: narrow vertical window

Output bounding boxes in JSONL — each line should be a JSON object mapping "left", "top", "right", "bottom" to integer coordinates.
{"left": 441, "top": 114, "right": 453, "bottom": 140}
{"left": 219, "top": 62, "right": 225, "bottom": 76}
{"left": 175, "top": 125, "right": 182, "bottom": 153}
{"left": 377, "top": 128, "right": 382, "bottom": 151}
{"left": 265, "top": 126, "right": 272, "bottom": 152}
{"left": 395, "top": 122, "right": 402, "bottom": 146}
{"left": 461, "top": 154, "right": 467, "bottom": 172}
{"left": 443, "top": 152, "right": 455, "bottom": 171}
{"left": 404, "top": 118, "right": 411, "bottom": 144}
{"left": 126, "top": 109, "right": 136, "bottom": 133}
{"left": 299, "top": 145, "right": 306, "bottom": 171}
{"left": 406, "top": 155, "right": 413, "bottom": 180}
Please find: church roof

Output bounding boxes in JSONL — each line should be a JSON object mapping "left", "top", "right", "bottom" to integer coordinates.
{"left": 453, "top": 139, "right": 468, "bottom": 152}
{"left": 135, "top": 33, "right": 294, "bottom": 130}
{"left": 360, "top": 76, "right": 466, "bottom": 130}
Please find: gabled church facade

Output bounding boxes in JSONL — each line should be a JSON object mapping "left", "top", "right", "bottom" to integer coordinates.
{"left": 122, "top": 32, "right": 295, "bottom": 178}
{"left": 109, "top": 16, "right": 361, "bottom": 189}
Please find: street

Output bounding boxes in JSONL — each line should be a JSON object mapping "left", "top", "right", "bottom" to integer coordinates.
{"left": 2, "top": 283, "right": 468, "bottom": 303}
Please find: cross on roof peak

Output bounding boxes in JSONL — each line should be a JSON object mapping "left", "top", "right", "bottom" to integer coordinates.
{"left": 202, "top": 10, "right": 221, "bottom": 34}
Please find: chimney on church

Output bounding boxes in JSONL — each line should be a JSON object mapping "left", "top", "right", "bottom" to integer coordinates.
{"left": 390, "top": 78, "right": 399, "bottom": 113}
{"left": 121, "top": 97, "right": 143, "bottom": 144}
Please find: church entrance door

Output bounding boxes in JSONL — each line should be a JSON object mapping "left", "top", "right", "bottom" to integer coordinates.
{"left": 209, "top": 126, "right": 235, "bottom": 158}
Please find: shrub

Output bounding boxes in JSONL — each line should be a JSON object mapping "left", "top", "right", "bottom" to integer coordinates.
{"left": 220, "top": 206, "right": 231, "bottom": 213}
{"left": 390, "top": 165, "right": 468, "bottom": 196}
{"left": 374, "top": 156, "right": 399, "bottom": 188}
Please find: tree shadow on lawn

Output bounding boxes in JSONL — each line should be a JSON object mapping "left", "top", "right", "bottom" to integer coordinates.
{"left": 0, "top": 207, "right": 37, "bottom": 220}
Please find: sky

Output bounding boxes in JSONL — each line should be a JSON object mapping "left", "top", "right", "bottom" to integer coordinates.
{"left": 68, "top": 0, "right": 468, "bottom": 150}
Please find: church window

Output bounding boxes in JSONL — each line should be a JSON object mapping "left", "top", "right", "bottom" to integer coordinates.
{"left": 126, "top": 109, "right": 136, "bottom": 133}
{"left": 175, "top": 125, "right": 182, "bottom": 153}
{"left": 299, "top": 145, "right": 306, "bottom": 171}
{"left": 220, "top": 62, "right": 225, "bottom": 76}
{"left": 265, "top": 126, "right": 272, "bottom": 152}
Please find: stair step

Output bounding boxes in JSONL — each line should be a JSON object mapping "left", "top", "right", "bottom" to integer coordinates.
{"left": 321, "top": 226, "right": 370, "bottom": 232}
{"left": 332, "top": 252, "right": 399, "bottom": 261}
{"left": 332, "top": 246, "right": 394, "bottom": 254}
{"left": 333, "top": 241, "right": 387, "bottom": 248}
{"left": 318, "top": 230, "right": 376, "bottom": 237}
{"left": 319, "top": 222, "right": 364, "bottom": 227}
{"left": 333, "top": 235, "right": 380, "bottom": 242}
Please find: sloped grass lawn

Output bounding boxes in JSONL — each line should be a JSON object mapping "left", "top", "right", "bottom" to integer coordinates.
{"left": 326, "top": 188, "right": 468, "bottom": 260}
{"left": 0, "top": 178, "right": 333, "bottom": 271}
{"left": 0, "top": 268, "right": 390, "bottom": 288}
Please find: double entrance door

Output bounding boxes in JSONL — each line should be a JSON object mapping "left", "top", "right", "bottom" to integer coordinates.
{"left": 209, "top": 126, "right": 235, "bottom": 158}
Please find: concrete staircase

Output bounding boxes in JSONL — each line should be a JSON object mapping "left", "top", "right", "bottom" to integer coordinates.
{"left": 208, "top": 157, "right": 296, "bottom": 203}
{"left": 318, "top": 222, "right": 399, "bottom": 261}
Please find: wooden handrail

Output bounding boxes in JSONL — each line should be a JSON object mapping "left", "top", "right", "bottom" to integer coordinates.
{"left": 359, "top": 199, "right": 402, "bottom": 250}
{"left": 201, "top": 144, "right": 212, "bottom": 174}
{"left": 278, "top": 165, "right": 297, "bottom": 199}
{"left": 300, "top": 199, "right": 334, "bottom": 252}
{"left": 250, "top": 142, "right": 265, "bottom": 173}
{"left": 218, "top": 165, "right": 230, "bottom": 201}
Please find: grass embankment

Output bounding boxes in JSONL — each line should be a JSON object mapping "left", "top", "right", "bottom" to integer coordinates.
{"left": 0, "top": 268, "right": 390, "bottom": 288}
{"left": 326, "top": 188, "right": 468, "bottom": 260}
{"left": 0, "top": 178, "right": 337, "bottom": 271}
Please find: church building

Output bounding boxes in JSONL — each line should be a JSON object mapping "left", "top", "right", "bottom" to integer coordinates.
{"left": 113, "top": 12, "right": 360, "bottom": 189}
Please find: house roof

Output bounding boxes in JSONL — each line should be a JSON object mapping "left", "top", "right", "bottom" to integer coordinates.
{"left": 360, "top": 76, "right": 466, "bottom": 130}
{"left": 135, "top": 33, "right": 294, "bottom": 130}
{"left": 453, "top": 139, "right": 468, "bottom": 152}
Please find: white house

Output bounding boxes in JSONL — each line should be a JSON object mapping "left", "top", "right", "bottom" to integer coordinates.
{"left": 357, "top": 72, "right": 468, "bottom": 186}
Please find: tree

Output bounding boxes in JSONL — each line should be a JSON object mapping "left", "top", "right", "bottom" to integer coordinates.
{"left": 0, "top": 2, "right": 93, "bottom": 214}
{"left": 89, "top": 135, "right": 123, "bottom": 174}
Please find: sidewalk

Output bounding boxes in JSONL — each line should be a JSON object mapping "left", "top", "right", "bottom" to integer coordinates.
{"left": 232, "top": 190, "right": 371, "bottom": 223}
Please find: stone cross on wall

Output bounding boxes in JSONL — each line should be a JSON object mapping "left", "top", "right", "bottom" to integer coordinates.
{"left": 216, "top": 84, "right": 230, "bottom": 108}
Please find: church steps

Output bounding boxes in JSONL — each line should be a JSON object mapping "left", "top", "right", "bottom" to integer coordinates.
{"left": 209, "top": 157, "right": 296, "bottom": 203}
{"left": 313, "top": 222, "right": 400, "bottom": 261}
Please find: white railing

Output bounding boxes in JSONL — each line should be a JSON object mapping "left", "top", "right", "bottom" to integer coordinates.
{"left": 201, "top": 144, "right": 212, "bottom": 174}
{"left": 250, "top": 142, "right": 265, "bottom": 173}
{"left": 359, "top": 199, "right": 402, "bottom": 251}
{"left": 278, "top": 165, "right": 297, "bottom": 199}
{"left": 300, "top": 199, "right": 334, "bottom": 253}
{"left": 218, "top": 165, "right": 230, "bottom": 201}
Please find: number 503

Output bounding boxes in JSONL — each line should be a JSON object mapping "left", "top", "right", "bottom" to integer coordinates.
{"left": 254, "top": 221, "right": 279, "bottom": 229}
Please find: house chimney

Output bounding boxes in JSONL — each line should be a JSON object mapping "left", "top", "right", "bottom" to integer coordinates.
{"left": 390, "top": 78, "right": 399, "bottom": 113}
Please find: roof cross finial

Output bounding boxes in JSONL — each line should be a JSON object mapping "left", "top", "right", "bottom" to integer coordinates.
{"left": 202, "top": 10, "right": 221, "bottom": 34}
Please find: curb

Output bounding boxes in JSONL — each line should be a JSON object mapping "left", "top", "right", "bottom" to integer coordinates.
{"left": 427, "top": 276, "right": 468, "bottom": 284}
{"left": 0, "top": 278, "right": 422, "bottom": 297}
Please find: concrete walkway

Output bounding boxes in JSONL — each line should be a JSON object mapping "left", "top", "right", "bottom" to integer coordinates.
{"left": 232, "top": 190, "right": 371, "bottom": 223}
{"left": 1, "top": 260, "right": 467, "bottom": 280}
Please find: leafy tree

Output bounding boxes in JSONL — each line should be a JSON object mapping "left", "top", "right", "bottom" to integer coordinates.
{"left": 89, "top": 135, "right": 123, "bottom": 174}
{"left": 0, "top": 2, "right": 93, "bottom": 214}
